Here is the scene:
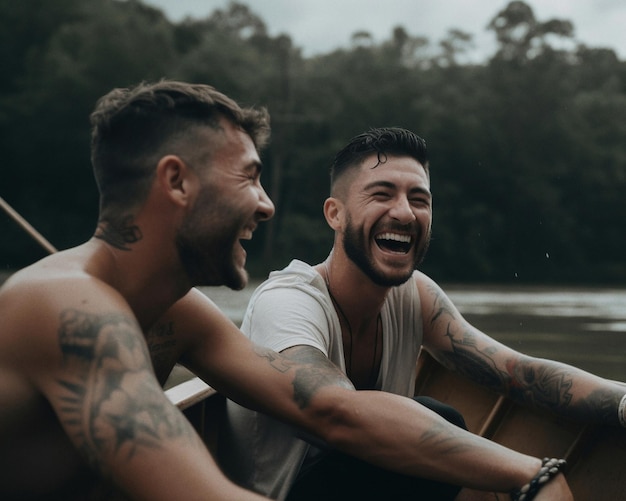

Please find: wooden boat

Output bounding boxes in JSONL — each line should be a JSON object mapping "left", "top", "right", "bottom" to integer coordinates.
{"left": 167, "top": 350, "right": 626, "bottom": 500}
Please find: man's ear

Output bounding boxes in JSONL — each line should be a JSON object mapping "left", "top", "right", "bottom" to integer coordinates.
{"left": 156, "top": 155, "right": 196, "bottom": 206}
{"left": 323, "top": 197, "right": 344, "bottom": 231}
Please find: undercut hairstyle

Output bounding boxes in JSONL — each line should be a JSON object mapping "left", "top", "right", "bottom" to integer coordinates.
{"left": 90, "top": 80, "right": 270, "bottom": 214}
{"left": 330, "top": 127, "right": 429, "bottom": 195}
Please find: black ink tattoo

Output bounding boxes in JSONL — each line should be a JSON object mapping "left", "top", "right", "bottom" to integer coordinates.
{"left": 577, "top": 388, "right": 621, "bottom": 425}
{"left": 281, "top": 346, "right": 353, "bottom": 409}
{"left": 427, "top": 285, "right": 624, "bottom": 423}
{"left": 505, "top": 359, "right": 574, "bottom": 410}
{"left": 56, "top": 309, "right": 191, "bottom": 474}
{"left": 428, "top": 285, "right": 584, "bottom": 415}
{"left": 146, "top": 321, "right": 177, "bottom": 379}
{"left": 441, "top": 327, "right": 511, "bottom": 391}
{"left": 254, "top": 345, "right": 292, "bottom": 374}
{"left": 427, "top": 285, "right": 511, "bottom": 391}
{"left": 430, "top": 291, "right": 456, "bottom": 325}
{"left": 94, "top": 215, "right": 142, "bottom": 250}
{"left": 419, "top": 419, "right": 473, "bottom": 455}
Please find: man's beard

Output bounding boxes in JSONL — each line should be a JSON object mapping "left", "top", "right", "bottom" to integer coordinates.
{"left": 175, "top": 198, "right": 247, "bottom": 290}
{"left": 176, "top": 231, "right": 246, "bottom": 290}
{"left": 342, "top": 217, "right": 430, "bottom": 287}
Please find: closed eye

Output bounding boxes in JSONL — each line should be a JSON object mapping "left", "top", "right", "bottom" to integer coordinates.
{"left": 410, "top": 197, "right": 430, "bottom": 207}
{"left": 372, "top": 192, "right": 392, "bottom": 199}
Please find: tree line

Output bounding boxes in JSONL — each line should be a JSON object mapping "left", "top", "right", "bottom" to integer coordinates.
{"left": 1, "top": 0, "right": 625, "bottom": 284}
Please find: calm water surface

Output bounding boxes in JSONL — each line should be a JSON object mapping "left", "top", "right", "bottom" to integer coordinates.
{"left": 200, "top": 282, "right": 626, "bottom": 382}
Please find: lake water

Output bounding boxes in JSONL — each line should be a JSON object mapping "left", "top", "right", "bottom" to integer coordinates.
{"left": 199, "top": 282, "right": 626, "bottom": 382}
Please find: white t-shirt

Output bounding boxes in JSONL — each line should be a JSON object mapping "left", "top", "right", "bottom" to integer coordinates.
{"left": 219, "top": 260, "right": 424, "bottom": 500}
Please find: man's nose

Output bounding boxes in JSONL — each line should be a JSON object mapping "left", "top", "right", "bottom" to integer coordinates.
{"left": 389, "top": 196, "right": 416, "bottom": 224}
{"left": 257, "top": 186, "right": 275, "bottom": 221}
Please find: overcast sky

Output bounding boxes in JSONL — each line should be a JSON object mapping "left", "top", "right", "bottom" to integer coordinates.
{"left": 142, "top": 0, "right": 626, "bottom": 61}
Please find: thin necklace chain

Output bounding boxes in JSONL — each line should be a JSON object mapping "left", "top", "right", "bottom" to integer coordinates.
{"left": 323, "top": 261, "right": 381, "bottom": 388}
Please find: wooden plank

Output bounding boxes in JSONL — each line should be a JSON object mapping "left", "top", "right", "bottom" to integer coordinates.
{"left": 166, "top": 376, "right": 215, "bottom": 410}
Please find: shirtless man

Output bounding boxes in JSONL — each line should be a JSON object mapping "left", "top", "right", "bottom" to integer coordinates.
{"left": 0, "top": 82, "right": 574, "bottom": 500}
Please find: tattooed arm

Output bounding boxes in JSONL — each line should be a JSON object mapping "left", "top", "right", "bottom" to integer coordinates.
{"left": 172, "top": 289, "right": 571, "bottom": 496}
{"left": 416, "top": 271, "right": 626, "bottom": 426}
{"left": 18, "top": 282, "right": 268, "bottom": 501}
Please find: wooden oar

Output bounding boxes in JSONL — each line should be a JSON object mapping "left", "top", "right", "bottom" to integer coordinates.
{"left": 0, "top": 195, "right": 57, "bottom": 254}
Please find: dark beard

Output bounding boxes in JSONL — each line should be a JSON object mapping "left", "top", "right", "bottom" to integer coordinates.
{"left": 342, "top": 218, "right": 430, "bottom": 287}
{"left": 175, "top": 212, "right": 246, "bottom": 290}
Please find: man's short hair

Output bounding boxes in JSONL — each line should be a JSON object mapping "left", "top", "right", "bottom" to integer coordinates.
{"left": 90, "top": 80, "right": 270, "bottom": 211}
{"left": 330, "top": 127, "right": 429, "bottom": 194}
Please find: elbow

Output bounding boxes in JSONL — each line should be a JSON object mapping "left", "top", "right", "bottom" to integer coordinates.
{"left": 302, "top": 388, "right": 361, "bottom": 449}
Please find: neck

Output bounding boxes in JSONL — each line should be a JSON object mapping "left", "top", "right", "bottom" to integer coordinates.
{"left": 87, "top": 238, "right": 191, "bottom": 328}
{"left": 320, "top": 253, "right": 387, "bottom": 325}
{"left": 320, "top": 254, "right": 384, "bottom": 389}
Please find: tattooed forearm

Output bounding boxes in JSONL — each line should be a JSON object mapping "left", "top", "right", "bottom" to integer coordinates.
{"left": 577, "top": 388, "right": 621, "bottom": 425}
{"left": 426, "top": 282, "right": 625, "bottom": 425}
{"left": 426, "top": 285, "right": 511, "bottom": 390}
{"left": 440, "top": 328, "right": 576, "bottom": 411}
{"left": 439, "top": 328, "right": 511, "bottom": 391}
{"left": 419, "top": 419, "right": 474, "bottom": 455}
{"left": 505, "top": 358, "right": 574, "bottom": 410}
{"left": 507, "top": 359, "right": 626, "bottom": 424}
{"left": 56, "top": 309, "right": 194, "bottom": 474}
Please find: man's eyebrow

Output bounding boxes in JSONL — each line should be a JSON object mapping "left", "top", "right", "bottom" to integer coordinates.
{"left": 363, "top": 180, "right": 395, "bottom": 191}
{"left": 409, "top": 186, "right": 432, "bottom": 197}
{"left": 363, "top": 180, "right": 431, "bottom": 197}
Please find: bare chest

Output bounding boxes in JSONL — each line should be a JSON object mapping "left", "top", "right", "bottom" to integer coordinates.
{"left": 340, "top": 315, "right": 383, "bottom": 390}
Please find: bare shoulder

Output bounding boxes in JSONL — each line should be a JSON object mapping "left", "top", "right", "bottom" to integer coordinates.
{"left": 0, "top": 261, "right": 136, "bottom": 388}
{"left": 0, "top": 262, "right": 140, "bottom": 495}
{"left": 1, "top": 261, "right": 131, "bottom": 336}
{"left": 413, "top": 270, "right": 460, "bottom": 319}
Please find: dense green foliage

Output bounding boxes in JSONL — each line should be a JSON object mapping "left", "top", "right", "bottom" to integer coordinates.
{"left": 1, "top": 0, "right": 625, "bottom": 284}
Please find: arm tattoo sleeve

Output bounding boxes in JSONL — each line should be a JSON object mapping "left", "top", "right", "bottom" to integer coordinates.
{"left": 427, "top": 285, "right": 512, "bottom": 392}
{"left": 56, "top": 309, "right": 194, "bottom": 474}
{"left": 427, "top": 285, "right": 619, "bottom": 419}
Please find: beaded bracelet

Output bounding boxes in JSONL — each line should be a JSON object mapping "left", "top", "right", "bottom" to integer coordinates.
{"left": 510, "top": 457, "right": 567, "bottom": 501}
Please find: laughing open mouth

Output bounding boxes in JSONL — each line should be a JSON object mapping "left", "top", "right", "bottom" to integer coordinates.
{"left": 375, "top": 232, "right": 412, "bottom": 254}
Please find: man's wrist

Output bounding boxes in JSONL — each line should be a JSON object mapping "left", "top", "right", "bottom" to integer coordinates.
{"left": 510, "top": 457, "right": 567, "bottom": 501}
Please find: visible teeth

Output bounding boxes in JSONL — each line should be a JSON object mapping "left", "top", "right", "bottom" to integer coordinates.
{"left": 376, "top": 233, "right": 411, "bottom": 243}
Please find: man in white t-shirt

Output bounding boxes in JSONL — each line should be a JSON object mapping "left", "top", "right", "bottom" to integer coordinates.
{"left": 220, "top": 127, "right": 625, "bottom": 500}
